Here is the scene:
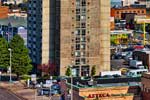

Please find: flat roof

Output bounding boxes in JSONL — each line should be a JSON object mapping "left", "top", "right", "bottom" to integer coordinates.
{"left": 66, "top": 82, "right": 140, "bottom": 89}
{"left": 65, "top": 76, "right": 141, "bottom": 88}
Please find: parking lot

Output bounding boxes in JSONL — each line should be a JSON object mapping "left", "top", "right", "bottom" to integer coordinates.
{"left": 111, "top": 59, "right": 129, "bottom": 70}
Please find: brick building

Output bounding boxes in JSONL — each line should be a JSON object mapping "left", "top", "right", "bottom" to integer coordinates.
{"left": 111, "top": 7, "right": 146, "bottom": 19}
{"left": 0, "top": 5, "right": 8, "bottom": 19}
{"left": 141, "top": 73, "right": 150, "bottom": 100}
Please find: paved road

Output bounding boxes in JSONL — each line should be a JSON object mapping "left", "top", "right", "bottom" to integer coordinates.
{"left": 111, "top": 59, "right": 129, "bottom": 70}
{"left": 0, "top": 88, "right": 25, "bottom": 100}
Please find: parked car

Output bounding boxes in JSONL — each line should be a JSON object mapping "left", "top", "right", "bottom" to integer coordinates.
{"left": 37, "top": 88, "right": 50, "bottom": 96}
{"left": 51, "top": 84, "right": 60, "bottom": 90}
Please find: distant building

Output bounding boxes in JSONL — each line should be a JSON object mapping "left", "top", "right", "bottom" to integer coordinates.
{"left": 111, "top": 1, "right": 122, "bottom": 8}
{"left": 138, "top": 0, "right": 150, "bottom": 8}
{"left": 121, "top": 0, "right": 138, "bottom": 7}
{"left": 111, "top": 7, "right": 146, "bottom": 19}
{"left": 0, "top": 16, "right": 27, "bottom": 45}
{"left": 111, "top": 7, "right": 146, "bottom": 29}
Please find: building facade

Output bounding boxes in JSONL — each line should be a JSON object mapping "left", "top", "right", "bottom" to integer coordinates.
{"left": 111, "top": 7, "right": 146, "bottom": 19}
{"left": 27, "top": 0, "right": 110, "bottom": 76}
{"left": 60, "top": 78, "right": 141, "bottom": 100}
{"left": 0, "top": 4, "right": 8, "bottom": 19}
{"left": 141, "top": 73, "right": 150, "bottom": 100}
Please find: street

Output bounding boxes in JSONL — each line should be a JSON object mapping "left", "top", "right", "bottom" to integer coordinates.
{"left": 0, "top": 88, "right": 25, "bottom": 100}
{"left": 111, "top": 59, "right": 129, "bottom": 70}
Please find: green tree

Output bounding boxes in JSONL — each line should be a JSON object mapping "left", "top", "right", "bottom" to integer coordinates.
{"left": 0, "top": 37, "right": 9, "bottom": 69}
{"left": 65, "top": 66, "right": 72, "bottom": 77}
{"left": 91, "top": 65, "right": 96, "bottom": 76}
{"left": 9, "top": 34, "right": 32, "bottom": 78}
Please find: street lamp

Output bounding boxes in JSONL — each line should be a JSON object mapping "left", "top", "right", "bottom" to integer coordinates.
{"left": 71, "top": 73, "right": 73, "bottom": 100}
{"left": 69, "top": 65, "right": 73, "bottom": 100}
{"left": 8, "top": 48, "right": 12, "bottom": 83}
{"left": 49, "top": 76, "right": 53, "bottom": 98}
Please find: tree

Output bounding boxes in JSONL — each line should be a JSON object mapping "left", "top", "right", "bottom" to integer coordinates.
{"left": 9, "top": 34, "right": 32, "bottom": 78}
{"left": 0, "top": 37, "right": 9, "bottom": 70}
{"left": 65, "top": 66, "right": 72, "bottom": 77}
{"left": 91, "top": 65, "right": 96, "bottom": 76}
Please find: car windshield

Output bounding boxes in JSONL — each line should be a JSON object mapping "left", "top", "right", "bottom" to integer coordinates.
{"left": 43, "top": 89, "right": 49, "bottom": 91}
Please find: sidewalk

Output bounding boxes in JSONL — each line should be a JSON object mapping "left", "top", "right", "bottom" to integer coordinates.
{"left": 0, "top": 81, "right": 50, "bottom": 100}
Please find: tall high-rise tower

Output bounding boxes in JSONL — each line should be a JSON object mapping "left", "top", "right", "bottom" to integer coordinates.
{"left": 28, "top": 0, "right": 110, "bottom": 76}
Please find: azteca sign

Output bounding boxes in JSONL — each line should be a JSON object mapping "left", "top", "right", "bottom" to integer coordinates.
{"left": 87, "top": 93, "right": 111, "bottom": 98}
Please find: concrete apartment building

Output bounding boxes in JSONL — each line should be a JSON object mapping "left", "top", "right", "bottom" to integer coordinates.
{"left": 27, "top": 0, "right": 110, "bottom": 76}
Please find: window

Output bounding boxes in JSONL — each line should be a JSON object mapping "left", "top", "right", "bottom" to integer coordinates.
{"left": 75, "top": 59, "right": 80, "bottom": 65}
{"left": 76, "top": 15, "right": 80, "bottom": 21}
{"left": 81, "top": 15, "right": 86, "bottom": 20}
{"left": 81, "top": 29, "right": 86, "bottom": 35}
{"left": 81, "top": 37, "right": 86, "bottom": 42}
{"left": 81, "top": 0, "right": 86, "bottom": 6}
{"left": 81, "top": 58, "right": 86, "bottom": 64}
{"left": 81, "top": 23, "right": 86, "bottom": 28}
{"left": 76, "top": 9, "right": 80, "bottom": 14}
{"left": 75, "top": 29, "right": 80, "bottom": 35}
{"left": 76, "top": 44, "right": 80, "bottom": 50}
{"left": 81, "top": 44, "right": 86, "bottom": 49}
{"left": 81, "top": 8, "right": 86, "bottom": 13}
{"left": 75, "top": 51, "right": 80, "bottom": 57}
{"left": 81, "top": 52, "right": 86, "bottom": 56}
{"left": 76, "top": 37, "right": 80, "bottom": 43}
{"left": 76, "top": 0, "right": 80, "bottom": 7}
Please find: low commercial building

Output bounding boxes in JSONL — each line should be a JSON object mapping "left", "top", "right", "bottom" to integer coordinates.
{"left": 61, "top": 77, "right": 141, "bottom": 100}
{"left": 111, "top": 30, "right": 133, "bottom": 45}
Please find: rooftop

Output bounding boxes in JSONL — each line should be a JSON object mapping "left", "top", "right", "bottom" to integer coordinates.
{"left": 64, "top": 76, "right": 141, "bottom": 89}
